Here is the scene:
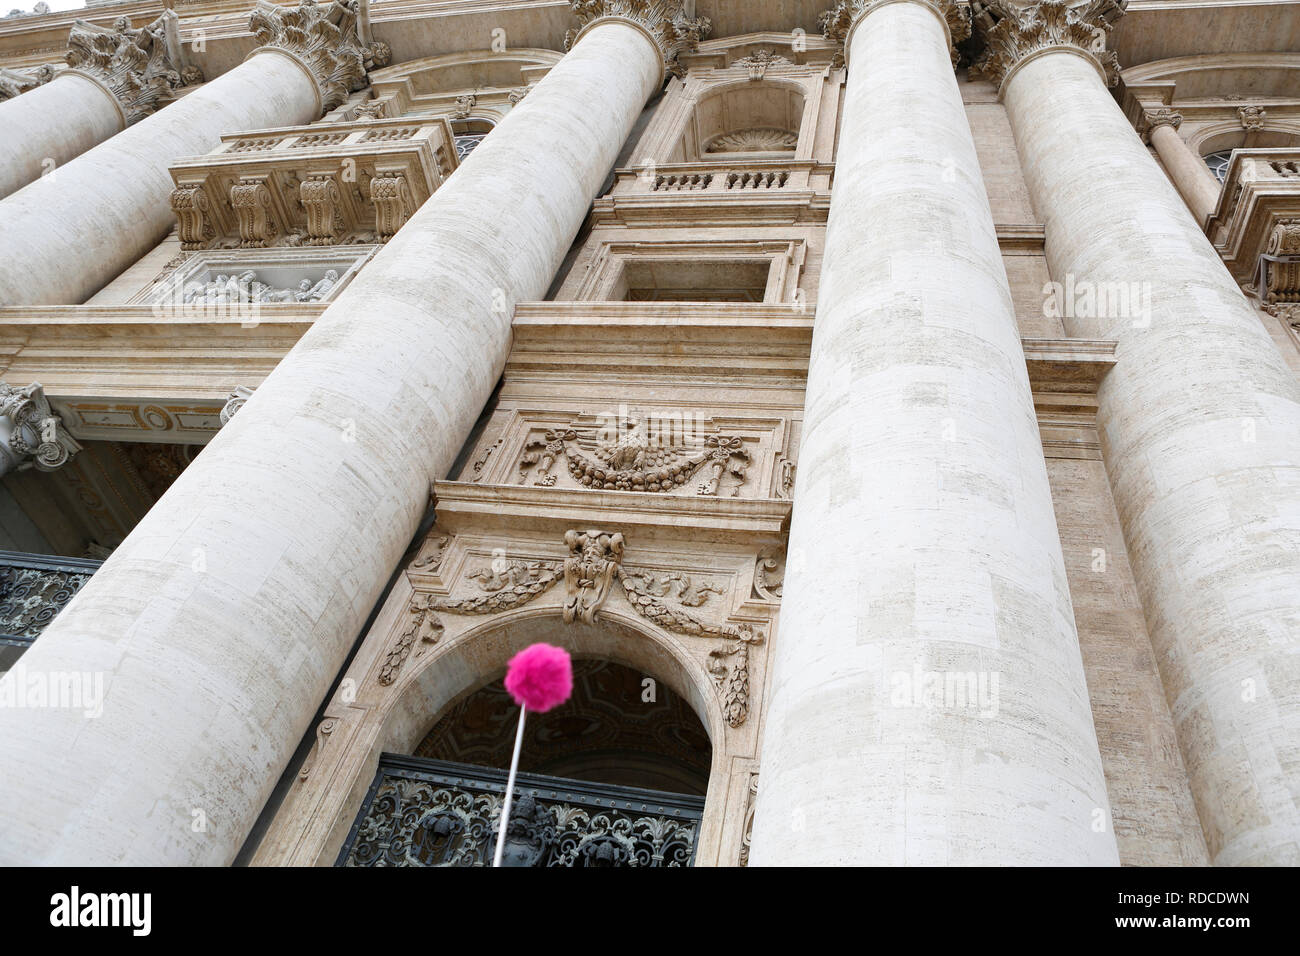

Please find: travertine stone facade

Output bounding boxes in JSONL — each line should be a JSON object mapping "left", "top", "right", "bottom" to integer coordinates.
{"left": 0, "top": 0, "right": 1297, "bottom": 868}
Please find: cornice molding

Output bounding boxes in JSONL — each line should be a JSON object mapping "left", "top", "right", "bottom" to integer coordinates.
{"left": 820, "top": 0, "right": 972, "bottom": 68}
{"left": 248, "top": 0, "right": 390, "bottom": 114}
{"left": 566, "top": 1, "right": 711, "bottom": 80}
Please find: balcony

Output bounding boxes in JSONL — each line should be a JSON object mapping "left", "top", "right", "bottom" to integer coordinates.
{"left": 337, "top": 754, "right": 705, "bottom": 867}
{"left": 1205, "top": 148, "right": 1300, "bottom": 298}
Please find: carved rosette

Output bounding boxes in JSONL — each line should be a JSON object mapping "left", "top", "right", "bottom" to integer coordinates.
{"left": 567, "top": 1, "right": 711, "bottom": 78}
{"left": 974, "top": 0, "right": 1126, "bottom": 91}
{"left": 248, "top": 0, "right": 391, "bottom": 114}
{"left": 0, "top": 382, "right": 81, "bottom": 476}
{"left": 820, "top": 0, "right": 971, "bottom": 68}
{"left": 64, "top": 12, "right": 196, "bottom": 124}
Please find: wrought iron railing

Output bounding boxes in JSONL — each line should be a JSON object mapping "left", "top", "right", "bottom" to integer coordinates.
{"left": 337, "top": 754, "right": 705, "bottom": 867}
{"left": 0, "top": 550, "right": 101, "bottom": 648}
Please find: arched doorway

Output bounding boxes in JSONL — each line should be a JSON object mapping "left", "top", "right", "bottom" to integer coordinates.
{"left": 336, "top": 654, "right": 713, "bottom": 867}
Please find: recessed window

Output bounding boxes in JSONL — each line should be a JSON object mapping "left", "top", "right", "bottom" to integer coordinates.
{"left": 617, "top": 260, "right": 771, "bottom": 302}
{"left": 1204, "top": 149, "right": 1234, "bottom": 183}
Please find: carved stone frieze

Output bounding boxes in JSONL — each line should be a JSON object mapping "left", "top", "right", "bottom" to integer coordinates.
{"left": 706, "top": 128, "right": 798, "bottom": 153}
{"left": 516, "top": 413, "right": 755, "bottom": 497}
{"left": 973, "top": 0, "right": 1125, "bottom": 90}
{"left": 248, "top": 0, "right": 391, "bottom": 114}
{"left": 65, "top": 11, "right": 196, "bottom": 123}
{"left": 821, "top": 0, "right": 971, "bottom": 67}
{"left": 179, "top": 268, "right": 338, "bottom": 305}
{"left": 567, "top": 0, "right": 711, "bottom": 77}
{"left": 0, "top": 382, "right": 81, "bottom": 476}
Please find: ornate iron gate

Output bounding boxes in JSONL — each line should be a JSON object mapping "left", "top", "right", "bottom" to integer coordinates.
{"left": 0, "top": 550, "right": 101, "bottom": 648}
{"left": 337, "top": 754, "right": 705, "bottom": 867}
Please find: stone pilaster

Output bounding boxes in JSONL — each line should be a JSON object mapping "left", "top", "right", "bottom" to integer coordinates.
{"left": 0, "top": 0, "right": 386, "bottom": 307}
{"left": 0, "top": 9, "right": 676, "bottom": 865}
{"left": 748, "top": 0, "right": 1117, "bottom": 866}
{"left": 0, "top": 382, "right": 80, "bottom": 478}
{"left": 989, "top": 0, "right": 1300, "bottom": 864}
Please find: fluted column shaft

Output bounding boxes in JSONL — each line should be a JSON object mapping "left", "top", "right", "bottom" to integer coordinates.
{"left": 0, "top": 49, "right": 321, "bottom": 306}
{"left": 749, "top": 1, "right": 1117, "bottom": 866}
{"left": 0, "top": 19, "right": 662, "bottom": 866}
{"left": 0, "top": 74, "right": 126, "bottom": 200}
{"left": 1002, "top": 46, "right": 1300, "bottom": 865}
{"left": 1146, "top": 116, "right": 1221, "bottom": 226}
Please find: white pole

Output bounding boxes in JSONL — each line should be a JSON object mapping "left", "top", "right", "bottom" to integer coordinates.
{"left": 492, "top": 705, "right": 528, "bottom": 867}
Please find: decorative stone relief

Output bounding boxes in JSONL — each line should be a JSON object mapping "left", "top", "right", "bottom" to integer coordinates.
{"left": 1238, "top": 105, "right": 1267, "bottom": 131}
{"left": 248, "top": 0, "right": 391, "bottom": 114}
{"left": 972, "top": 0, "right": 1124, "bottom": 89}
{"left": 739, "top": 773, "right": 758, "bottom": 866}
{"left": 821, "top": 0, "right": 971, "bottom": 67}
{"left": 0, "top": 63, "right": 53, "bottom": 101}
{"left": 507, "top": 86, "right": 532, "bottom": 106}
{"left": 566, "top": 0, "right": 711, "bottom": 77}
{"left": 170, "top": 184, "right": 216, "bottom": 250}
{"left": 515, "top": 413, "right": 754, "bottom": 497}
{"left": 389, "top": 529, "right": 768, "bottom": 726}
{"left": 231, "top": 177, "right": 277, "bottom": 247}
{"left": 179, "top": 269, "right": 338, "bottom": 304}
{"left": 300, "top": 174, "right": 345, "bottom": 245}
{"left": 451, "top": 93, "right": 476, "bottom": 119}
{"left": 0, "top": 382, "right": 81, "bottom": 476}
{"left": 65, "top": 11, "right": 197, "bottom": 123}
{"left": 732, "top": 49, "right": 789, "bottom": 81}
{"left": 370, "top": 173, "right": 412, "bottom": 240}
{"left": 220, "top": 386, "right": 254, "bottom": 426}
{"left": 562, "top": 529, "right": 625, "bottom": 624}
{"left": 705, "top": 128, "right": 798, "bottom": 153}
{"left": 752, "top": 550, "right": 784, "bottom": 601}
{"left": 1260, "top": 219, "right": 1300, "bottom": 304}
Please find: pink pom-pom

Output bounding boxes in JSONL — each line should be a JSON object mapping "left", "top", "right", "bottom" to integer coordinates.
{"left": 503, "top": 643, "right": 573, "bottom": 713}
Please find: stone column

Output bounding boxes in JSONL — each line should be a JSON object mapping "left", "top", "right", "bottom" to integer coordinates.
{"left": 986, "top": 0, "right": 1300, "bottom": 865}
{"left": 1139, "top": 108, "right": 1221, "bottom": 226}
{"left": 748, "top": 0, "right": 1117, "bottom": 866}
{"left": 0, "top": 0, "right": 387, "bottom": 306}
{"left": 0, "top": 13, "right": 198, "bottom": 201}
{"left": 0, "top": 2, "right": 701, "bottom": 866}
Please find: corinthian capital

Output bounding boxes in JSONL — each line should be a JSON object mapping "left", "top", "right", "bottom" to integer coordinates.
{"left": 0, "top": 383, "right": 80, "bottom": 476}
{"left": 820, "top": 0, "right": 972, "bottom": 67}
{"left": 567, "top": 1, "right": 711, "bottom": 78}
{"left": 0, "top": 63, "right": 55, "bottom": 102}
{"left": 974, "top": 0, "right": 1126, "bottom": 91}
{"left": 65, "top": 11, "right": 196, "bottom": 124}
{"left": 249, "top": 0, "right": 391, "bottom": 114}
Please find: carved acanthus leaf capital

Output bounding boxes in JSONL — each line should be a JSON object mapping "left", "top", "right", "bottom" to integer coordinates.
{"left": 248, "top": 0, "right": 390, "bottom": 114}
{"left": 974, "top": 0, "right": 1126, "bottom": 92}
{"left": 820, "top": 0, "right": 972, "bottom": 68}
{"left": 567, "top": 1, "right": 711, "bottom": 78}
{"left": 65, "top": 11, "right": 196, "bottom": 123}
{"left": 0, "top": 63, "right": 55, "bottom": 101}
{"left": 0, "top": 382, "right": 81, "bottom": 474}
